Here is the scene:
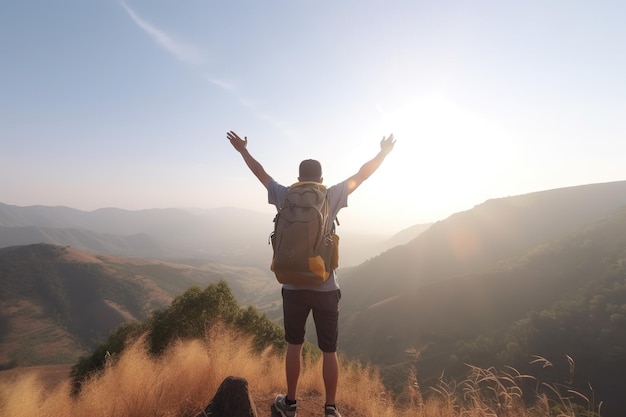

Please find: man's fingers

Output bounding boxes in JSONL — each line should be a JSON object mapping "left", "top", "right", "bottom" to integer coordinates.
{"left": 227, "top": 131, "right": 245, "bottom": 143}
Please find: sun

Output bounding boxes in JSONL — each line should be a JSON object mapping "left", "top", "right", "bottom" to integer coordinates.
{"left": 366, "top": 94, "right": 517, "bottom": 219}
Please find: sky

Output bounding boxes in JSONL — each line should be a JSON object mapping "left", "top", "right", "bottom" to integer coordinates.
{"left": 1, "top": 1, "right": 625, "bottom": 235}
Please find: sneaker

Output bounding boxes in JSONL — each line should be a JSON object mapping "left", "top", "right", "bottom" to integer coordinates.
{"left": 274, "top": 394, "right": 297, "bottom": 417}
{"left": 325, "top": 405, "right": 341, "bottom": 417}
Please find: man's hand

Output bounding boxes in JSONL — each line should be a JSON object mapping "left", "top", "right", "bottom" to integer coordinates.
{"left": 227, "top": 130, "right": 273, "bottom": 188}
{"left": 227, "top": 131, "right": 248, "bottom": 153}
{"left": 380, "top": 133, "right": 396, "bottom": 156}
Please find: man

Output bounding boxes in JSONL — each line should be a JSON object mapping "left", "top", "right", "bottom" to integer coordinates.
{"left": 227, "top": 130, "right": 395, "bottom": 417}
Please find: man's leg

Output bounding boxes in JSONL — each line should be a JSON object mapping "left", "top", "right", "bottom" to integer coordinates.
{"left": 322, "top": 351, "right": 339, "bottom": 406}
{"left": 286, "top": 343, "right": 303, "bottom": 401}
{"left": 312, "top": 289, "right": 341, "bottom": 407}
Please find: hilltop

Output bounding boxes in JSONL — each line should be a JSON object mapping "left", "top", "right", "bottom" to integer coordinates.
{"left": 0, "top": 286, "right": 592, "bottom": 417}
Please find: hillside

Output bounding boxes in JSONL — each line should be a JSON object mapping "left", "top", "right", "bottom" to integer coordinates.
{"left": 0, "top": 244, "right": 278, "bottom": 368}
{"left": 2, "top": 325, "right": 590, "bottom": 417}
{"left": 340, "top": 180, "right": 626, "bottom": 308}
{"left": 1, "top": 281, "right": 594, "bottom": 417}
{"left": 338, "top": 181, "right": 626, "bottom": 415}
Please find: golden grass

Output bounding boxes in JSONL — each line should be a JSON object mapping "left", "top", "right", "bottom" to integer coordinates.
{"left": 0, "top": 326, "right": 595, "bottom": 417}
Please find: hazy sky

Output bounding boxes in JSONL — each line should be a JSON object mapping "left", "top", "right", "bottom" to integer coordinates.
{"left": 1, "top": 1, "right": 625, "bottom": 234}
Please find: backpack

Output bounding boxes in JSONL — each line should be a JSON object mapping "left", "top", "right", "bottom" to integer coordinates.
{"left": 270, "top": 182, "right": 339, "bottom": 285}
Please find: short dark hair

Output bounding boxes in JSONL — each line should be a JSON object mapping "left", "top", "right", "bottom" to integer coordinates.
{"left": 298, "top": 159, "right": 322, "bottom": 182}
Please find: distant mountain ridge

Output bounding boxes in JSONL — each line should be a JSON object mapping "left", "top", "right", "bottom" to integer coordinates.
{"left": 0, "top": 225, "right": 165, "bottom": 258}
{"left": 0, "top": 204, "right": 426, "bottom": 268}
{"left": 0, "top": 205, "right": 273, "bottom": 264}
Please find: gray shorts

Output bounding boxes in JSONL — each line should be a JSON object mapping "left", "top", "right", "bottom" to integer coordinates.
{"left": 281, "top": 288, "right": 341, "bottom": 352}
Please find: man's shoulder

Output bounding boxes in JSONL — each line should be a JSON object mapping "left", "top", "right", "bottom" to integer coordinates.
{"left": 327, "top": 180, "right": 349, "bottom": 194}
{"left": 326, "top": 180, "right": 349, "bottom": 204}
{"left": 268, "top": 180, "right": 289, "bottom": 206}
{"left": 269, "top": 179, "right": 288, "bottom": 191}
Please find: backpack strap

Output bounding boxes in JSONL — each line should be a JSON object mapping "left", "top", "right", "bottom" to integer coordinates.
{"left": 286, "top": 181, "right": 338, "bottom": 233}
{"left": 288, "top": 181, "right": 328, "bottom": 190}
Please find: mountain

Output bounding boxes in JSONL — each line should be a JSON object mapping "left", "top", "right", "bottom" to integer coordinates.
{"left": 0, "top": 243, "right": 278, "bottom": 368}
{"left": 384, "top": 223, "right": 432, "bottom": 248}
{"left": 0, "top": 204, "right": 428, "bottom": 370}
{"left": 337, "top": 180, "right": 626, "bottom": 415}
{"left": 0, "top": 225, "right": 166, "bottom": 258}
{"left": 0, "top": 204, "right": 420, "bottom": 268}
{"left": 4, "top": 180, "right": 626, "bottom": 413}
{"left": 0, "top": 205, "right": 274, "bottom": 265}
{"left": 340, "top": 180, "right": 626, "bottom": 308}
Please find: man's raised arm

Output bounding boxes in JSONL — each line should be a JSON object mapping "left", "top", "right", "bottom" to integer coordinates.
{"left": 227, "top": 131, "right": 273, "bottom": 189}
{"left": 345, "top": 134, "right": 396, "bottom": 194}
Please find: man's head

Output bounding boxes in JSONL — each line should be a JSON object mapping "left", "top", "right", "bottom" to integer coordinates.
{"left": 298, "top": 159, "right": 323, "bottom": 182}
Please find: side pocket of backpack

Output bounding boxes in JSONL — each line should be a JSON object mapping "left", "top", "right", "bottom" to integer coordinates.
{"left": 330, "top": 233, "right": 339, "bottom": 270}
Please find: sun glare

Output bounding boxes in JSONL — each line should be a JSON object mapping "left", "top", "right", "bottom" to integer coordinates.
{"left": 371, "top": 94, "right": 516, "bottom": 218}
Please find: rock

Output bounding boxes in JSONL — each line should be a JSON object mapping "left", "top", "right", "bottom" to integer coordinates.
{"left": 197, "top": 376, "right": 258, "bottom": 417}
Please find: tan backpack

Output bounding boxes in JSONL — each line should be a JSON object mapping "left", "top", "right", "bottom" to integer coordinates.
{"left": 270, "top": 182, "right": 338, "bottom": 285}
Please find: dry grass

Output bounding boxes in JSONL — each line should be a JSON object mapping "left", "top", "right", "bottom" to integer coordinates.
{"left": 0, "top": 327, "right": 596, "bottom": 417}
